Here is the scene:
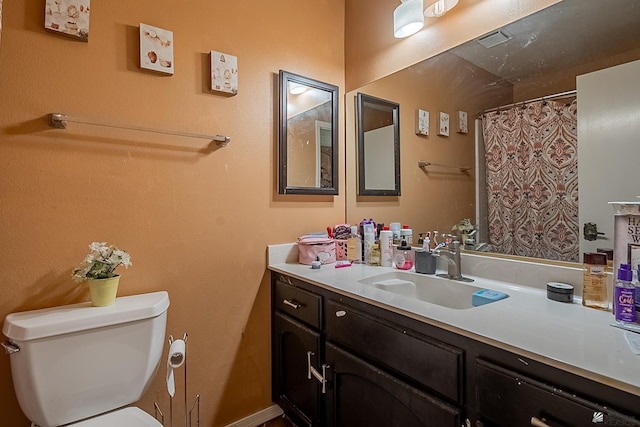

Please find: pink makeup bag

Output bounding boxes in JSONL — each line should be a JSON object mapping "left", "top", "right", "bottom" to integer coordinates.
{"left": 297, "top": 235, "right": 336, "bottom": 265}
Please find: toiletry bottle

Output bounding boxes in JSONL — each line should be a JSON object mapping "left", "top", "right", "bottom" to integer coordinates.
{"left": 393, "top": 237, "right": 414, "bottom": 270}
{"left": 347, "top": 226, "right": 362, "bottom": 263}
{"left": 390, "top": 222, "right": 402, "bottom": 245}
{"left": 363, "top": 223, "right": 376, "bottom": 265}
{"left": 369, "top": 244, "right": 381, "bottom": 266}
{"left": 636, "top": 265, "right": 640, "bottom": 323}
{"left": 597, "top": 248, "right": 614, "bottom": 310}
{"left": 582, "top": 252, "right": 608, "bottom": 310}
{"left": 614, "top": 263, "right": 635, "bottom": 324}
{"left": 423, "top": 233, "right": 431, "bottom": 252}
{"left": 401, "top": 225, "right": 413, "bottom": 246}
{"left": 379, "top": 226, "right": 394, "bottom": 267}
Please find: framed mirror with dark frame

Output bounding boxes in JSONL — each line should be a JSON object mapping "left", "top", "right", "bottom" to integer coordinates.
{"left": 356, "top": 93, "right": 400, "bottom": 196}
{"left": 278, "top": 70, "right": 339, "bottom": 195}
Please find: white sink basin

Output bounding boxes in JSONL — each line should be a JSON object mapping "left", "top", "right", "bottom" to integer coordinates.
{"left": 358, "top": 271, "right": 508, "bottom": 310}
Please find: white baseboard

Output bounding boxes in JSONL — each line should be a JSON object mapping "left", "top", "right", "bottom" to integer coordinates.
{"left": 223, "top": 404, "right": 284, "bottom": 427}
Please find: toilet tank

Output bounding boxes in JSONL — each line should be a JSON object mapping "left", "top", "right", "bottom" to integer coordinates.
{"left": 2, "top": 291, "right": 170, "bottom": 427}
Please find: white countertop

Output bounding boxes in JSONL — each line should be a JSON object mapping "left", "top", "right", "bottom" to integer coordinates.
{"left": 267, "top": 244, "right": 640, "bottom": 397}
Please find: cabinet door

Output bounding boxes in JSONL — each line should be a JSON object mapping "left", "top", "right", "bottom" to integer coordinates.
{"left": 325, "top": 342, "right": 461, "bottom": 427}
{"left": 476, "top": 359, "right": 640, "bottom": 427}
{"left": 272, "top": 312, "right": 322, "bottom": 427}
{"left": 326, "top": 300, "right": 463, "bottom": 403}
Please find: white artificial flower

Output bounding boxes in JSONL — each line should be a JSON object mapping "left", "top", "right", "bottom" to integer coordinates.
{"left": 72, "top": 242, "right": 132, "bottom": 282}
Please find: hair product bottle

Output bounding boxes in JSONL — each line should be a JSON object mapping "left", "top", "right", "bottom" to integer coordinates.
{"left": 582, "top": 252, "right": 609, "bottom": 310}
{"left": 614, "top": 263, "right": 636, "bottom": 324}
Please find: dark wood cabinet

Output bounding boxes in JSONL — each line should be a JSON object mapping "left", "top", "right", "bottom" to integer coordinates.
{"left": 271, "top": 272, "right": 640, "bottom": 427}
{"left": 272, "top": 312, "right": 322, "bottom": 427}
{"left": 475, "top": 359, "right": 640, "bottom": 427}
{"left": 272, "top": 275, "right": 325, "bottom": 426}
{"left": 325, "top": 342, "right": 461, "bottom": 427}
{"left": 325, "top": 299, "right": 463, "bottom": 404}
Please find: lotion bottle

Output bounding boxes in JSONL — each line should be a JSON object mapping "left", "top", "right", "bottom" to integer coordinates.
{"left": 614, "top": 263, "right": 636, "bottom": 324}
{"left": 379, "top": 226, "right": 394, "bottom": 267}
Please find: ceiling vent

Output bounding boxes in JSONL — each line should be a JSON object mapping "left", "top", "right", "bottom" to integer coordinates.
{"left": 478, "top": 30, "right": 513, "bottom": 48}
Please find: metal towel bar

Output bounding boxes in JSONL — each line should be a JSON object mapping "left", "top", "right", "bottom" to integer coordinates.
{"left": 418, "top": 160, "right": 471, "bottom": 172}
{"left": 48, "top": 113, "right": 230, "bottom": 147}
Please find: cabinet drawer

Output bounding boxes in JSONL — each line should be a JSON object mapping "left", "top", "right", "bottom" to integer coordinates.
{"left": 325, "top": 299, "right": 463, "bottom": 403}
{"left": 476, "top": 359, "right": 640, "bottom": 427}
{"left": 274, "top": 277, "right": 322, "bottom": 329}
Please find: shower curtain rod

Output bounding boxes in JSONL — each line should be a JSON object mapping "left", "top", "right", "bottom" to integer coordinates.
{"left": 481, "top": 89, "right": 577, "bottom": 115}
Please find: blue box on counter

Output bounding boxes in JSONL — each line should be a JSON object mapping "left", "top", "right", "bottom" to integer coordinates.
{"left": 472, "top": 289, "right": 509, "bottom": 307}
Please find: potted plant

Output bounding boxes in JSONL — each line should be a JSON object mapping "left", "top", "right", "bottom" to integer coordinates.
{"left": 451, "top": 218, "right": 477, "bottom": 247}
{"left": 72, "top": 241, "right": 132, "bottom": 307}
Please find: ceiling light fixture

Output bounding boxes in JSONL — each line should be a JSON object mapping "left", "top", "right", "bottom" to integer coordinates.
{"left": 424, "top": 0, "right": 459, "bottom": 18}
{"left": 393, "top": 0, "right": 424, "bottom": 39}
{"left": 289, "top": 83, "right": 307, "bottom": 95}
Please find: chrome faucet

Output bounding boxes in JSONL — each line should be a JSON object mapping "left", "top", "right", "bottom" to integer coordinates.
{"left": 433, "top": 237, "right": 474, "bottom": 282}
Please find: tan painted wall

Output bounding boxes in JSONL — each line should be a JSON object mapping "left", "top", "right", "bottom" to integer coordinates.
{"left": 0, "top": 1, "right": 344, "bottom": 426}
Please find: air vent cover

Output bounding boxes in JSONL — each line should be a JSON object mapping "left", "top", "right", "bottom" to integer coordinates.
{"left": 478, "top": 30, "right": 512, "bottom": 48}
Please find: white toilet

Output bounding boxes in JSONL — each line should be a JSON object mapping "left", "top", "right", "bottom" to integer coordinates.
{"left": 2, "top": 291, "right": 170, "bottom": 427}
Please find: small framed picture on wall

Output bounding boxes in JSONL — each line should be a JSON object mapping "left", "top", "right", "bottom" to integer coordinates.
{"left": 210, "top": 50, "right": 238, "bottom": 95}
{"left": 44, "top": 0, "right": 90, "bottom": 41}
{"left": 438, "top": 112, "right": 450, "bottom": 136}
{"left": 415, "top": 109, "right": 429, "bottom": 136}
{"left": 457, "top": 111, "right": 468, "bottom": 134}
{"left": 139, "top": 23, "right": 174, "bottom": 75}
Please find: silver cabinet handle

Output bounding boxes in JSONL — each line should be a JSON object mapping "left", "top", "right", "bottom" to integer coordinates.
{"left": 531, "top": 417, "right": 551, "bottom": 427}
{"left": 335, "top": 310, "right": 346, "bottom": 317}
{"left": 279, "top": 275, "right": 292, "bottom": 285}
{"left": 307, "top": 351, "right": 330, "bottom": 394}
{"left": 282, "top": 299, "right": 301, "bottom": 310}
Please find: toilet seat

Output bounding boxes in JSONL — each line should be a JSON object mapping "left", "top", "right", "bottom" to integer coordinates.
{"left": 69, "top": 407, "right": 163, "bottom": 427}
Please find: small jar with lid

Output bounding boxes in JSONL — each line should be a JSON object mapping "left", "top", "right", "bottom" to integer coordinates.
{"left": 582, "top": 252, "right": 609, "bottom": 310}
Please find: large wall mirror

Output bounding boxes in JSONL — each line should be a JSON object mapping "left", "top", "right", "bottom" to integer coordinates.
{"left": 357, "top": 93, "right": 400, "bottom": 196}
{"left": 278, "top": 70, "right": 339, "bottom": 195}
{"left": 346, "top": 0, "right": 640, "bottom": 263}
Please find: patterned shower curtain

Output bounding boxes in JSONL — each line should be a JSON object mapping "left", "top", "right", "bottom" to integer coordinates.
{"left": 482, "top": 99, "right": 579, "bottom": 262}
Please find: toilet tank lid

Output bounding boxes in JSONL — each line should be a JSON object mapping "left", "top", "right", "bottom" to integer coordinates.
{"left": 3, "top": 291, "right": 170, "bottom": 342}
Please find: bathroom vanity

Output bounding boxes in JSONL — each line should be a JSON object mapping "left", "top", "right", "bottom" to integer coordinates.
{"left": 268, "top": 245, "right": 640, "bottom": 427}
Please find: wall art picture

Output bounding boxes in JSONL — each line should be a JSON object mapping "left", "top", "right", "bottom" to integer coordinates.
{"left": 457, "top": 110, "right": 468, "bottom": 134}
{"left": 44, "top": 0, "right": 90, "bottom": 41}
{"left": 210, "top": 51, "right": 238, "bottom": 95}
{"left": 415, "top": 109, "right": 429, "bottom": 136}
{"left": 438, "top": 112, "right": 450, "bottom": 136}
{"left": 140, "top": 23, "right": 174, "bottom": 75}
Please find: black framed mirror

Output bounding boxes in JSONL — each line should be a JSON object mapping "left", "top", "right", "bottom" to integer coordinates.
{"left": 278, "top": 70, "right": 339, "bottom": 195}
{"left": 356, "top": 93, "right": 400, "bottom": 196}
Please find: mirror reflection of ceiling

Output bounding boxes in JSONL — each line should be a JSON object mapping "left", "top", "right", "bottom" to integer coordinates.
{"left": 287, "top": 87, "right": 332, "bottom": 119}
{"left": 450, "top": 0, "right": 640, "bottom": 86}
{"left": 345, "top": 0, "right": 640, "bottom": 263}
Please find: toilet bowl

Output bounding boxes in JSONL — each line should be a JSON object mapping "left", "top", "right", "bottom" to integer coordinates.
{"left": 2, "top": 291, "right": 170, "bottom": 427}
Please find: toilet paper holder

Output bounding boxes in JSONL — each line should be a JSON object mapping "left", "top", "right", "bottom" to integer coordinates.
{"left": 154, "top": 332, "right": 200, "bottom": 427}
